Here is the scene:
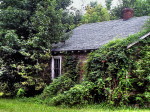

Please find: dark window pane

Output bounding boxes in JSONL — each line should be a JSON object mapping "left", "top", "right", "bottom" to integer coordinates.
{"left": 54, "top": 58, "right": 60, "bottom": 78}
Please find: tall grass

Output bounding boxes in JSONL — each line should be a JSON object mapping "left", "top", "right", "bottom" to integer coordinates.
{"left": 0, "top": 99, "right": 149, "bottom": 112}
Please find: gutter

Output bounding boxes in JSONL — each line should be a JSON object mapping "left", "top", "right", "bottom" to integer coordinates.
{"left": 127, "top": 32, "right": 150, "bottom": 49}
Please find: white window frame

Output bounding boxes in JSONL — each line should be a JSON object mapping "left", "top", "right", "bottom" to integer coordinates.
{"left": 51, "top": 56, "right": 62, "bottom": 80}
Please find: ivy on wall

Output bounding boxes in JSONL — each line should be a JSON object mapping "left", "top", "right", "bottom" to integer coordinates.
{"left": 85, "top": 34, "right": 150, "bottom": 106}
{"left": 41, "top": 29, "right": 150, "bottom": 106}
{"left": 40, "top": 54, "right": 80, "bottom": 102}
{"left": 63, "top": 55, "right": 80, "bottom": 82}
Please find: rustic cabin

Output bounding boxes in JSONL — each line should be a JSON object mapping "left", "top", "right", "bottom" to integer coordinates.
{"left": 51, "top": 8, "right": 150, "bottom": 79}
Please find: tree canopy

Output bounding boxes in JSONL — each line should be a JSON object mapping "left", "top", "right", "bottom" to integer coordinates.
{"left": 105, "top": 0, "right": 112, "bottom": 10}
{"left": 82, "top": 4, "right": 110, "bottom": 24}
{"left": 111, "top": 0, "right": 150, "bottom": 19}
{"left": 0, "top": 0, "right": 72, "bottom": 97}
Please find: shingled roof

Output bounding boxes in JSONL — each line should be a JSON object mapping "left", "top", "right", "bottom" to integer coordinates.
{"left": 52, "top": 16, "right": 149, "bottom": 51}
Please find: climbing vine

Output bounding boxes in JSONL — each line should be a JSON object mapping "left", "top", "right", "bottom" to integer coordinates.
{"left": 41, "top": 54, "right": 80, "bottom": 101}
{"left": 84, "top": 31, "right": 150, "bottom": 106}
{"left": 41, "top": 29, "right": 150, "bottom": 106}
{"left": 63, "top": 54, "right": 80, "bottom": 82}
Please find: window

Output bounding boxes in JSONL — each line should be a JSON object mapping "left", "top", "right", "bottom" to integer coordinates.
{"left": 51, "top": 56, "right": 62, "bottom": 79}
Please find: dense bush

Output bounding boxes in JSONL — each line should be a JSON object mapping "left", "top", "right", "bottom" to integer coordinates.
{"left": 41, "top": 74, "right": 75, "bottom": 99}
{"left": 40, "top": 55, "right": 80, "bottom": 102}
{"left": 49, "top": 81, "right": 96, "bottom": 106}
{"left": 0, "top": 0, "right": 73, "bottom": 98}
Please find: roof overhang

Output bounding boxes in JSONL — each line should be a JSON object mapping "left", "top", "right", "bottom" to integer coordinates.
{"left": 127, "top": 32, "right": 150, "bottom": 49}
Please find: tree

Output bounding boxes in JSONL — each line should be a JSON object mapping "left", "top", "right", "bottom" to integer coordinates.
{"left": 0, "top": 0, "right": 41, "bottom": 39}
{"left": 111, "top": 0, "right": 150, "bottom": 19}
{"left": 73, "top": 10, "right": 83, "bottom": 25}
{"left": 61, "top": 9, "right": 82, "bottom": 32}
{"left": 133, "top": 0, "right": 150, "bottom": 17}
{"left": 56, "top": 0, "right": 72, "bottom": 9}
{"left": 31, "top": 0, "right": 64, "bottom": 48}
{"left": 89, "top": 1, "right": 98, "bottom": 8}
{"left": 0, "top": 0, "right": 70, "bottom": 97}
{"left": 105, "top": 0, "right": 112, "bottom": 10}
{"left": 82, "top": 4, "right": 110, "bottom": 24}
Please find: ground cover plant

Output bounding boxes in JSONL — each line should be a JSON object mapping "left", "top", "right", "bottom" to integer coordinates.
{"left": 0, "top": 98, "right": 149, "bottom": 112}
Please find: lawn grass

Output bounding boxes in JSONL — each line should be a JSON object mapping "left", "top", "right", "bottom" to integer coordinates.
{"left": 0, "top": 98, "right": 149, "bottom": 112}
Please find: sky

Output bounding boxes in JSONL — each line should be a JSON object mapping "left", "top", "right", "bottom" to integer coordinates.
{"left": 70, "top": 0, "right": 121, "bottom": 10}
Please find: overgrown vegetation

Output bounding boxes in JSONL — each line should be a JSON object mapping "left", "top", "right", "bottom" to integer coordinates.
{"left": 41, "top": 19, "right": 150, "bottom": 106}
{"left": 49, "top": 81, "right": 96, "bottom": 106}
{"left": 111, "top": 0, "right": 150, "bottom": 19}
{"left": 40, "top": 55, "right": 80, "bottom": 103}
{"left": 84, "top": 32, "right": 150, "bottom": 106}
{"left": 0, "top": 0, "right": 150, "bottom": 109}
{"left": 0, "top": 0, "right": 72, "bottom": 97}
{"left": 82, "top": 3, "right": 110, "bottom": 23}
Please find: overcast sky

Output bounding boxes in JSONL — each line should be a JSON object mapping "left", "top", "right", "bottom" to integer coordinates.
{"left": 70, "top": 0, "right": 121, "bottom": 9}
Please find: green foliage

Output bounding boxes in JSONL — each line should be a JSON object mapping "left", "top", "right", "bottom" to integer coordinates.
{"left": 31, "top": 0, "right": 64, "bottom": 47}
{"left": 0, "top": 29, "right": 46, "bottom": 97}
{"left": 61, "top": 9, "right": 82, "bottom": 32}
{"left": 40, "top": 55, "right": 80, "bottom": 103}
{"left": 0, "top": 0, "right": 73, "bottom": 97}
{"left": 89, "top": 1, "right": 98, "bottom": 8}
{"left": 133, "top": 0, "right": 150, "bottom": 17}
{"left": 61, "top": 11, "right": 75, "bottom": 32}
{"left": 56, "top": 0, "right": 72, "bottom": 10}
{"left": 49, "top": 81, "right": 96, "bottom": 106}
{"left": 41, "top": 75, "right": 75, "bottom": 99}
{"left": 0, "top": 0, "right": 41, "bottom": 38}
{"left": 105, "top": 0, "right": 112, "bottom": 10}
{"left": 84, "top": 30, "right": 150, "bottom": 106}
{"left": 111, "top": 0, "right": 150, "bottom": 19}
{"left": 82, "top": 4, "right": 110, "bottom": 24}
{"left": 63, "top": 55, "right": 79, "bottom": 81}
{"left": 16, "top": 88, "right": 25, "bottom": 97}
{"left": 40, "top": 19, "right": 150, "bottom": 106}
{"left": 73, "top": 10, "right": 83, "bottom": 26}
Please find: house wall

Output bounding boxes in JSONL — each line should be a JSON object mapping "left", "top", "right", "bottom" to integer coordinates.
{"left": 76, "top": 54, "right": 88, "bottom": 80}
{"left": 52, "top": 51, "right": 91, "bottom": 80}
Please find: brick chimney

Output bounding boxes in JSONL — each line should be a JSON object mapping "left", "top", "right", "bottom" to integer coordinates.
{"left": 122, "top": 8, "right": 134, "bottom": 20}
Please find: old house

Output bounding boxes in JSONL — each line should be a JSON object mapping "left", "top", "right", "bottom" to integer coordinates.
{"left": 51, "top": 8, "right": 150, "bottom": 79}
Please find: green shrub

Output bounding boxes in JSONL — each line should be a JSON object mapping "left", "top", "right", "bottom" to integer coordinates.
{"left": 40, "top": 55, "right": 80, "bottom": 104}
{"left": 49, "top": 81, "right": 96, "bottom": 106}
{"left": 0, "top": 82, "right": 13, "bottom": 97}
{"left": 41, "top": 74, "right": 76, "bottom": 99}
{"left": 16, "top": 88, "right": 25, "bottom": 97}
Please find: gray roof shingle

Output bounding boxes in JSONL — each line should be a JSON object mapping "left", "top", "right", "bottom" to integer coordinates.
{"left": 52, "top": 16, "right": 150, "bottom": 51}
